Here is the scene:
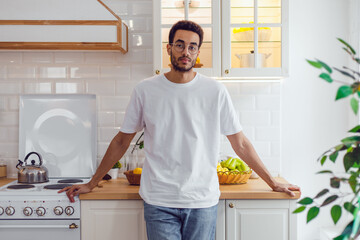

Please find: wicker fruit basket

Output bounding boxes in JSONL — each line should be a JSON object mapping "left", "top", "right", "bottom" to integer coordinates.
{"left": 217, "top": 170, "right": 252, "bottom": 184}
{"left": 124, "top": 170, "right": 141, "bottom": 185}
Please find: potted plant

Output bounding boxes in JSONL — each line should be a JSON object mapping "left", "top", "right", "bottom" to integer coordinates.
{"left": 108, "top": 161, "right": 121, "bottom": 179}
{"left": 293, "top": 38, "right": 360, "bottom": 239}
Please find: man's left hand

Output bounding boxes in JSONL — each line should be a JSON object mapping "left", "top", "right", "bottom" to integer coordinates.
{"left": 272, "top": 182, "right": 301, "bottom": 197}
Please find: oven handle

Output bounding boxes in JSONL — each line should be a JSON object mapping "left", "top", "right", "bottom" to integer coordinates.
{"left": 0, "top": 223, "right": 78, "bottom": 229}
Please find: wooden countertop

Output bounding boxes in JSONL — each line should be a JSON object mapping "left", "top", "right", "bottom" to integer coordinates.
{"left": 80, "top": 177, "right": 301, "bottom": 200}
{"left": 0, "top": 177, "right": 300, "bottom": 200}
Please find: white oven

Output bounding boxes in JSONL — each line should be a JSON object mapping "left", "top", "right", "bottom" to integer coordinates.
{"left": 0, "top": 94, "right": 97, "bottom": 240}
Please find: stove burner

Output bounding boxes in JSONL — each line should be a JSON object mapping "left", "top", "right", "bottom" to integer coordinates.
{"left": 57, "top": 179, "right": 83, "bottom": 184}
{"left": 7, "top": 184, "right": 35, "bottom": 189}
{"left": 44, "top": 184, "right": 72, "bottom": 190}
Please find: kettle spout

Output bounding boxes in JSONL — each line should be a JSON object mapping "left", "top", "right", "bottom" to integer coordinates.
{"left": 265, "top": 53, "right": 272, "bottom": 59}
{"left": 16, "top": 160, "right": 23, "bottom": 169}
{"left": 235, "top": 54, "right": 242, "bottom": 59}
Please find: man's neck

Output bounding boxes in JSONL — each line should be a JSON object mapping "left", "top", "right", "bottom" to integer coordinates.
{"left": 164, "top": 69, "right": 196, "bottom": 84}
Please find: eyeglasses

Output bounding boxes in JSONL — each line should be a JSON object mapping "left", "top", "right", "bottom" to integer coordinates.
{"left": 170, "top": 42, "right": 199, "bottom": 55}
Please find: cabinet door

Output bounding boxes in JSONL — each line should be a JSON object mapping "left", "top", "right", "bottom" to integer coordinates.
{"left": 216, "top": 200, "right": 226, "bottom": 240}
{"left": 225, "top": 200, "right": 297, "bottom": 240}
{"left": 153, "top": 0, "right": 221, "bottom": 76}
{"left": 81, "top": 200, "right": 147, "bottom": 240}
{"left": 221, "top": 0, "right": 289, "bottom": 78}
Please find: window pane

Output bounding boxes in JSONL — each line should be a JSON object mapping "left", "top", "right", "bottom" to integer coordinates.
{"left": 231, "top": 27, "right": 254, "bottom": 68}
{"left": 231, "top": 0, "right": 254, "bottom": 24}
{"left": 161, "top": 1, "right": 185, "bottom": 24}
{"left": 259, "top": 27, "right": 281, "bottom": 68}
{"left": 258, "top": 0, "right": 281, "bottom": 23}
{"left": 189, "top": 0, "right": 212, "bottom": 24}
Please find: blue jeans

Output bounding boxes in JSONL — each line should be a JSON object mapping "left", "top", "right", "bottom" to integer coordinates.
{"left": 143, "top": 202, "right": 218, "bottom": 240}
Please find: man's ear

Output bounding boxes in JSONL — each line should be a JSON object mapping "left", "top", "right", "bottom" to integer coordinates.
{"left": 167, "top": 44, "right": 171, "bottom": 55}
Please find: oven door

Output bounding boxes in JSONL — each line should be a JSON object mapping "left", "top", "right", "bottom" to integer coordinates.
{"left": 0, "top": 219, "right": 80, "bottom": 240}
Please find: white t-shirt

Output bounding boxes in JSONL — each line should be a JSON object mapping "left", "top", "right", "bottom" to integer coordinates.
{"left": 120, "top": 73, "right": 242, "bottom": 208}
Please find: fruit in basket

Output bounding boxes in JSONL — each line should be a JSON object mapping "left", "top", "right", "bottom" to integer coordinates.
{"left": 221, "top": 157, "right": 250, "bottom": 172}
{"left": 217, "top": 162, "right": 229, "bottom": 174}
{"left": 196, "top": 57, "right": 200, "bottom": 64}
{"left": 133, "top": 168, "right": 142, "bottom": 174}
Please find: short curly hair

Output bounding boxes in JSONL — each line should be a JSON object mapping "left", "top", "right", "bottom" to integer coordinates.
{"left": 168, "top": 20, "right": 204, "bottom": 48}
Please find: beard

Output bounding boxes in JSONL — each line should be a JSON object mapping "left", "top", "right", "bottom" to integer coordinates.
{"left": 170, "top": 51, "right": 196, "bottom": 72}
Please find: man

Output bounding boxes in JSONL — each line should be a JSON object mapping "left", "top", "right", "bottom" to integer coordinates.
{"left": 59, "top": 20, "right": 300, "bottom": 240}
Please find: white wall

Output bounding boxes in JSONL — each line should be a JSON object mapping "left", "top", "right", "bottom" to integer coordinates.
{"left": 282, "top": 0, "right": 356, "bottom": 239}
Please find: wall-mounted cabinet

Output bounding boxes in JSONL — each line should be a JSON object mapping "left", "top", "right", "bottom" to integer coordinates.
{"left": 153, "top": 0, "right": 288, "bottom": 79}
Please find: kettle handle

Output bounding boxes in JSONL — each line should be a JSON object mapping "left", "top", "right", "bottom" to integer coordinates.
{"left": 24, "top": 152, "right": 43, "bottom": 166}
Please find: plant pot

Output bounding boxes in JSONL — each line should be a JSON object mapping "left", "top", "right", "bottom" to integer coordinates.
{"left": 108, "top": 168, "right": 119, "bottom": 180}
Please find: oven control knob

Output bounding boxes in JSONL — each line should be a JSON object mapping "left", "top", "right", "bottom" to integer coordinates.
{"left": 0, "top": 207, "right": 4, "bottom": 215}
{"left": 36, "top": 207, "right": 46, "bottom": 216}
{"left": 65, "top": 206, "right": 74, "bottom": 216}
{"left": 23, "top": 207, "right": 33, "bottom": 216}
{"left": 5, "top": 206, "right": 15, "bottom": 216}
{"left": 54, "top": 206, "right": 63, "bottom": 215}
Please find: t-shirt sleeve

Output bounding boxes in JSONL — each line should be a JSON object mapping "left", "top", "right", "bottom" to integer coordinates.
{"left": 219, "top": 86, "right": 242, "bottom": 136}
{"left": 120, "top": 88, "right": 144, "bottom": 133}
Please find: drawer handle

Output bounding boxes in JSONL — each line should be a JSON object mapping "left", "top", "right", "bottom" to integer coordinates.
{"left": 229, "top": 203, "right": 234, "bottom": 208}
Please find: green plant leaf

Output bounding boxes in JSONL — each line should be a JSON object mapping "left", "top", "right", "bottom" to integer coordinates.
{"left": 331, "top": 205, "right": 342, "bottom": 224}
{"left": 319, "top": 73, "right": 333, "bottom": 83}
{"left": 356, "top": 58, "right": 360, "bottom": 64}
{"left": 338, "top": 38, "right": 356, "bottom": 55}
{"left": 316, "top": 170, "right": 333, "bottom": 174}
{"left": 293, "top": 206, "right": 306, "bottom": 214}
{"left": 344, "top": 148, "right": 360, "bottom": 171}
{"left": 321, "top": 195, "right": 338, "bottom": 207}
{"left": 298, "top": 197, "right": 313, "bottom": 205}
{"left": 349, "top": 125, "right": 360, "bottom": 133}
{"left": 314, "top": 189, "right": 329, "bottom": 199}
{"left": 348, "top": 174, "right": 357, "bottom": 193}
{"left": 344, "top": 202, "right": 356, "bottom": 214}
{"left": 341, "top": 136, "right": 360, "bottom": 145}
{"left": 351, "top": 97, "right": 359, "bottom": 115}
{"left": 329, "top": 151, "right": 339, "bottom": 163}
{"left": 307, "top": 59, "right": 322, "bottom": 68}
{"left": 334, "top": 143, "right": 347, "bottom": 151}
{"left": 316, "top": 59, "right": 332, "bottom": 73}
{"left": 307, "top": 206, "right": 320, "bottom": 223}
{"left": 336, "top": 85, "right": 353, "bottom": 100}
{"left": 334, "top": 67, "right": 356, "bottom": 80}
{"left": 331, "top": 177, "right": 341, "bottom": 188}
{"left": 320, "top": 155, "right": 327, "bottom": 165}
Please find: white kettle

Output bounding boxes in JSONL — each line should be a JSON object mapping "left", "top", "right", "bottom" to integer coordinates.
{"left": 235, "top": 51, "right": 271, "bottom": 68}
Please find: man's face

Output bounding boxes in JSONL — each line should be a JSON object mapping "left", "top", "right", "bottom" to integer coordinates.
{"left": 167, "top": 30, "right": 200, "bottom": 72}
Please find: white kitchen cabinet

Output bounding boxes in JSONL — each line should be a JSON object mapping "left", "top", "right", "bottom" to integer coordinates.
{"left": 225, "top": 199, "right": 297, "bottom": 240}
{"left": 153, "top": 0, "right": 288, "bottom": 79}
{"left": 81, "top": 200, "right": 147, "bottom": 240}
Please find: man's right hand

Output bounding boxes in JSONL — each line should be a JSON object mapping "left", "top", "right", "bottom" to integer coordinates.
{"left": 58, "top": 183, "right": 93, "bottom": 203}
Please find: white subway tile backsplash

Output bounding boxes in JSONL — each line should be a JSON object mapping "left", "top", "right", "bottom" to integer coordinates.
{"left": 0, "top": 66, "right": 6, "bottom": 79}
{"left": 7, "top": 96, "right": 19, "bottom": 111}
{"left": 224, "top": 82, "right": 241, "bottom": 95}
{"left": 239, "top": 83, "right": 271, "bottom": 95}
{"left": 260, "top": 157, "right": 280, "bottom": 176}
{"left": 70, "top": 66, "right": 99, "bottom": 79}
{"left": 55, "top": 82, "right": 85, "bottom": 94}
{"left": 271, "top": 141, "right": 280, "bottom": 156}
{"left": 115, "top": 80, "right": 138, "bottom": 96}
{"left": 132, "top": 33, "right": 153, "bottom": 48}
{"left": 100, "top": 96, "right": 130, "bottom": 111}
{"left": 86, "top": 80, "right": 115, "bottom": 95}
{"left": 116, "top": 49, "right": 147, "bottom": 64}
{"left": 271, "top": 83, "right": 281, "bottom": 94}
{"left": 271, "top": 111, "right": 280, "bottom": 125}
{"left": 23, "top": 52, "right": 53, "bottom": 64}
{"left": 98, "top": 111, "right": 115, "bottom": 127}
{"left": 0, "top": 143, "right": 18, "bottom": 158}
{"left": 55, "top": 52, "right": 84, "bottom": 64}
{"left": 85, "top": 53, "right": 116, "bottom": 64}
{"left": 105, "top": 1, "right": 128, "bottom": 16}
{"left": 0, "top": 112, "right": 18, "bottom": 126}
{"left": 253, "top": 141, "right": 271, "bottom": 157}
{"left": 100, "top": 65, "right": 131, "bottom": 79}
{"left": 115, "top": 112, "right": 126, "bottom": 126}
{"left": 0, "top": 82, "right": 21, "bottom": 95}
{"left": 124, "top": 17, "right": 148, "bottom": 32}
{"left": 39, "top": 66, "right": 67, "bottom": 79}
{"left": 0, "top": 126, "right": 18, "bottom": 142}
{"left": 240, "top": 111, "right": 270, "bottom": 125}
{"left": 131, "top": 64, "right": 153, "bottom": 81}
{"left": 256, "top": 95, "right": 280, "bottom": 111}
{"left": 0, "top": 96, "right": 5, "bottom": 110}
{"left": 132, "top": 2, "right": 152, "bottom": 15}
{"left": 232, "top": 96, "right": 256, "bottom": 110}
{"left": 24, "top": 82, "right": 52, "bottom": 94}
{"left": 241, "top": 126, "right": 255, "bottom": 141}
{"left": 98, "top": 142, "right": 110, "bottom": 158}
{"left": 99, "top": 127, "right": 119, "bottom": 142}
{"left": 0, "top": 53, "right": 21, "bottom": 64}
{"left": 145, "top": 49, "right": 153, "bottom": 64}
{"left": 255, "top": 127, "right": 280, "bottom": 141}
{"left": 7, "top": 66, "right": 36, "bottom": 79}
